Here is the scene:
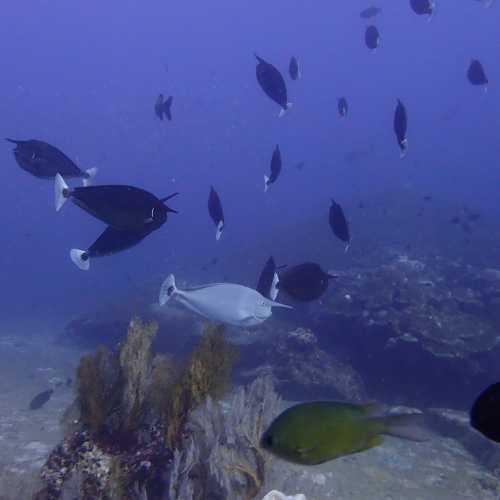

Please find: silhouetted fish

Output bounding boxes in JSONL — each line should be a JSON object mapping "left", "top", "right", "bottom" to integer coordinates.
{"left": 70, "top": 226, "right": 152, "bottom": 271}
{"left": 338, "top": 97, "right": 348, "bottom": 117}
{"left": 467, "top": 59, "right": 488, "bottom": 88}
{"left": 360, "top": 6, "right": 382, "bottom": 18}
{"left": 365, "top": 26, "right": 381, "bottom": 50}
{"left": 29, "top": 389, "right": 53, "bottom": 410}
{"left": 155, "top": 94, "right": 173, "bottom": 121}
{"left": 255, "top": 54, "right": 292, "bottom": 116}
{"left": 55, "top": 174, "right": 178, "bottom": 232}
{"left": 289, "top": 56, "right": 301, "bottom": 80}
{"left": 265, "top": 145, "right": 282, "bottom": 192}
{"left": 208, "top": 186, "right": 225, "bottom": 241}
{"left": 329, "top": 199, "right": 350, "bottom": 250}
{"left": 279, "top": 262, "right": 336, "bottom": 302}
{"left": 256, "top": 256, "right": 280, "bottom": 300}
{"left": 410, "top": 0, "right": 436, "bottom": 18}
{"left": 6, "top": 139, "right": 97, "bottom": 186}
{"left": 394, "top": 99, "right": 408, "bottom": 158}
{"left": 470, "top": 382, "right": 500, "bottom": 442}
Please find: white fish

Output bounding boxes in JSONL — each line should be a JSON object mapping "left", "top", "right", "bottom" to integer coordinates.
{"left": 159, "top": 274, "right": 292, "bottom": 327}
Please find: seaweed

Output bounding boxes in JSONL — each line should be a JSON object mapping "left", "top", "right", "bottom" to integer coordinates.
{"left": 76, "top": 346, "right": 122, "bottom": 440}
{"left": 119, "top": 317, "right": 159, "bottom": 434}
{"left": 166, "top": 322, "right": 238, "bottom": 448}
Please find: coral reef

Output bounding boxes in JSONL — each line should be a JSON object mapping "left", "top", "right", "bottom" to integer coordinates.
{"left": 167, "top": 376, "right": 281, "bottom": 500}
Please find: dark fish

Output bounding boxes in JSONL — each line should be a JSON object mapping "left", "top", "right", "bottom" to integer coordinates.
{"left": 265, "top": 145, "right": 282, "bottom": 192}
{"left": 410, "top": 0, "right": 436, "bottom": 17}
{"left": 256, "top": 256, "right": 280, "bottom": 300}
{"left": 467, "top": 213, "right": 481, "bottom": 222}
{"left": 394, "top": 99, "right": 408, "bottom": 158}
{"left": 70, "top": 226, "right": 152, "bottom": 271}
{"left": 29, "top": 389, "right": 54, "bottom": 410}
{"left": 155, "top": 94, "right": 173, "bottom": 121}
{"left": 467, "top": 59, "right": 488, "bottom": 88}
{"left": 338, "top": 97, "right": 348, "bottom": 117}
{"left": 55, "top": 174, "right": 178, "bottom": 232}
{"left": 208, "top": 186, "right": 225, "bottom": 241}
{"left": 360, "top": 6, "right": 382, "bottom": 18}
{"left": 423, "top": 195, "right": 432, "bottom": 201}
{"left": 279, "top": 262, "right": 336, "bottom": 302}
{"left": 255, "top": 54, "right": 291, "bottom": 116}
{"left": 329, "top": 199, "right": 350, "bottom": 250}
{"left": 470, "top": 382, "right": 500, "bottom": 442}
{"left": 261, "top": 401, "right": 426, "bottom": 465}
{"left": 450, "top": 216, "right": 461, "bottom": 224}
{"left": 289, "top": 56, "right": 301, "bottom": 81}
{"left": 365, "top": 25, "right": 381, "bottom": 50}
{"left": 6, "top": 139, "right": 97, "bottom": 185}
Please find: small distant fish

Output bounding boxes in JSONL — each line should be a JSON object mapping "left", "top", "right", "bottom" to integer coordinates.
{"left": 256, "top": 256, "right": 280, "bottom": 300}
{"left": 338, "top": 97, "right": 348, "bottom": 118}
{"left": 265, "top": 145, "right": 282, "bottom": 192}
{"left": 467, "top": 212, "right": 481, "bottom": 222}
{"left": 208, "top": 186, "right": 225, "bottom": 241}
{"left": 255, "top": 54, "right": 292, "bottom": 117}
{"left": 365, "top": 25, "right": 381, "bottom": 50}
{"left": 155, "top": 94, "right": 173, "bottom": 121}
{"left": 70, "top": 226, "right": 152, "bottom": 271}
{"left": 279, "top": 262, "right": 336, "bottom": 302}
{"left": 29, "top": 389, "right": 54, "bottom": 410}
{"left": 470, "top": 382, "right": 500, "bottom": 442}
{"left": 6, "top": 139, "right": 97, "bottom": 186}
{"left": 55, "top": 174, "right": 178, "bottom": 232}
{"left": 360, "top": 6, "right": 382, "bottom": 19}
{"left": 467, "top": 59, "right": 488, "bottom": 89}
{"left": 410, "top": 0, "right": 436, "bottom": 19}
{"left": 261, "top": 401, "right": 427, "bottom": 465}
{"left": 394, "top": 99, "right": 408, "bottom": 158}
{"left": 289, "top": 56, "right": 301, "bottom": 80}
{"left": 450, "top": 216, "right": 461, "bottom": 224}
{"left": 423, "top": 195, "right": 432, "bottom": 201}
{"left": 294, "top": 161, "right": 306, "bottom": 171}
{"left": 159, "top": 274, "right": 291, "bottom": 327}
{"left": 329, "top": 198, "right": 351, "bottom": 250}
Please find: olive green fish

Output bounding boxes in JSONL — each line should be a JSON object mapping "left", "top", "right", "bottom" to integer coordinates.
{"left": 260, "top": 401, "right": 426, "bottom": 465}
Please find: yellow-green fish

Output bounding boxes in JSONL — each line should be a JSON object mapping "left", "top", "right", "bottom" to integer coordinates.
{"left": 260, "top": 401, "right": 426, "bottom": 465}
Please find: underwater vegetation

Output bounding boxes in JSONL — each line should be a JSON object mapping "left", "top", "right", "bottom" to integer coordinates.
{"left": 33, "top": 318, "right": 243, "bottom": 500}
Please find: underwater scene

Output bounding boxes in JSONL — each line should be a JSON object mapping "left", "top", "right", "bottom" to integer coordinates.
{"left": 1, "top": 0, "right": 500, "bottom": 499}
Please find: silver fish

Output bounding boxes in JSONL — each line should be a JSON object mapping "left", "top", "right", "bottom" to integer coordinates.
{"left": 159, "top": 274, "right": 291, "bottom": 327}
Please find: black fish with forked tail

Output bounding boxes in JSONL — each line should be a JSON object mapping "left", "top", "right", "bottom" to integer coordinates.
{"left": 55, "top": 173, "right": 178, "bottom": 232}
{"left": 255, "top": 54, "right": 292, "bottom": 117}
{"left": 155, "top": 94, "right": 173, "bottom": 121}
{"left": 6, "top": 138, "right": 97, "bottom": 186}
{"left": 279, "top": 262, "right": 336, "bottom": 302}
{"left": 208, "top": 186, "right": 225, "bottom": 241}
{"left": 329, "top": 198, "right": 351, "bottom": 250}
{"left": 70, "top": 225, "right": 154, "bottom": 271}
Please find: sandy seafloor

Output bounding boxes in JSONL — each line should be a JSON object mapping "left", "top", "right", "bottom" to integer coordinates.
{"left": 0, "top": 329, "right": 499, "bottom": 500}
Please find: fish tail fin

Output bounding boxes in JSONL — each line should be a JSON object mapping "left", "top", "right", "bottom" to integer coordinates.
{"left": 344, "top": 242, "right": 350, "bottom": 253}
{"left": 164, "top": 96, "right": 173, "bottom": 121}
{"left": 6, "top": 138, "right": 20, "bottom": 144}
{"left": 159, "top": 274, "right": 177, "bottom": 306}
{"left": 264, "top": 175, "right": 270, "bottom": 192}
{"left": 278, "top": 102, "right": 293, "bottom": 118}
{"left": 55, "top": 173, "right": 70, "bottom": 212}
{"left": 373, "top": 413, "right": 429, "bottom": 442}
{"left": 70, "top": 249, "right": 90, "bottom": 271}
{"left": 216, "top": 220, "right": 224, "bottom": 241}
{"left": 82, "top": 167, "right": 98, "bottom": 187}
{"left": 270, "top": 272, "right": 280, "bottom": 301}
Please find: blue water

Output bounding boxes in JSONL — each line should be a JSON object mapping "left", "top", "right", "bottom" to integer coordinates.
{"left": 1, "top": 0, "right": 499, "bottom": 322}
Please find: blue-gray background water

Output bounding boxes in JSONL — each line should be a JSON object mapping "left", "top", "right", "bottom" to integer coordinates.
{"left": 1, "top": 0, "right": 499, "bottom": 321}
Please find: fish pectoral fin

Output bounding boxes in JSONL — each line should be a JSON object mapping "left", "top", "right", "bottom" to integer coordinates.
{"left": 295, "top": 445, "right": 317, "bottom": 457}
